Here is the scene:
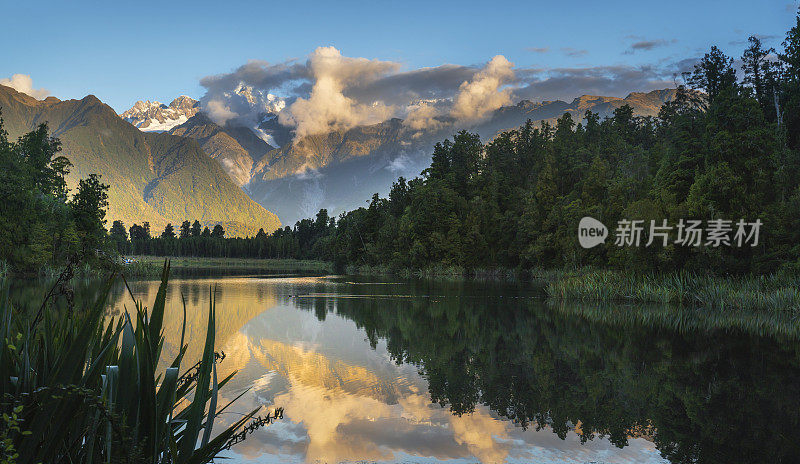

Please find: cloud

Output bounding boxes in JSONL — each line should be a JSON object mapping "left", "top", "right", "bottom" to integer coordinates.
{"left": 629, "top": 39, "right": 674, "bottom": 52}
{"left": 450, "top": 55, "right": 515, "bottom": 122}
{"left": 0, "top": 74, "right": 49, "bottom": 100}
{"left": 405, "top": 101, "right": 446, "bottom": 131}
{"left": 346, "top": 64, "right": 477, "bottom": 106}
{"left": 200, "top": 59, "right": 308, "bottom": 93}
{"left": 513, "top": 64, "right": 679, "bottom": 102}
{"left": 199, "top": 59, "right": 303, "bottom": 127}
{"left": 526, "top": 47, "right": 550, "bottom": 54}
{"left": 729, "top": 34, "right": 779, "bottom": 46}
{"left": 199, "top": 47, "right": 507, "bottom": 138}
{"left": 622, "top": 36, "right": 678, "bottom": 55}
{"left": 198, "top": 48, "right": 687, "bottom": 142}
{"left": 204, "top": 99, "right": 237, "bottom": 125}
{"left": 386, "top": 153, "right": 413, "bottom": 173}
{"left": 278, "top": 46, "right": 401, "bottom": 137}
{"left": 560, "top": 47, "right": 588, "bottom": 57}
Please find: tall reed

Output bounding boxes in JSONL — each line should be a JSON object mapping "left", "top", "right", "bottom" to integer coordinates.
{"left": 545, "top": 269, "right": 800, "bottom": 312}
{"left": 0, "top": 261, "right": 268, "bottom": 463}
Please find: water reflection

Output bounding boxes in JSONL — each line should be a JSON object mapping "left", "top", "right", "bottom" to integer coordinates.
{"left": 17, "top": 275, "right": 800, "bottom": 463}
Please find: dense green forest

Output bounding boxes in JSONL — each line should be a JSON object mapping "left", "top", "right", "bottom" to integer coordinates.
{"left": 121, "top": 17, "right": 800, "bottom": 275}
{"left": 4, "top": 17, "right": 800, "bottom": 276}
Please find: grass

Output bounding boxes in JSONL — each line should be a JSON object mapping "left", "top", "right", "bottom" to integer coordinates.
{"left": 549, "top": 299, "right": 800, "bottom": 339}
{"left": 123, "top": 255, "right": 332, "bottom": 277}
{"left": 345, "top": 263, "right": 521, "bottom": 281}
{"left": 544, "top": 269, "right": 800, "bottom": 312}
{"left": 0, "top": 260, "right": 279, "bottom": 463}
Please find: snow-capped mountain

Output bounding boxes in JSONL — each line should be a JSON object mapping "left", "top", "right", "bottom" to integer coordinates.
{"left": 120, "top": 95, "right": 200, "bottom": 132}
{"left": 231, "top": 83, "right": 286, "bottom": 114}
{"left": 122, "top": 88, "right": 679, "bottom": 225}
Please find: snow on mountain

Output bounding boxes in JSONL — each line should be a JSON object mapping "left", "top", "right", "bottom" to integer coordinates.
{"left": 232, "top": 83, "right": 286, "bottom": 114}
{"left": 120, "top": 95, "right": 200, "bottom": 132}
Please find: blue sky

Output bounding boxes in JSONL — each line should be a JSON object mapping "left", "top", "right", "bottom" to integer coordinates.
{"left": 1, "top": 0, "right": 797, "bottom": 112}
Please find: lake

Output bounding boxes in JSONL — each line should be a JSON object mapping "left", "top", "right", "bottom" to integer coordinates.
{"left": 19, "top": 273, "right": 800, "bottom": 463}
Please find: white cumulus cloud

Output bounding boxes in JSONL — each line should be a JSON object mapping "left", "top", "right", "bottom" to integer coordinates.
{"left": 450, "top": 55, "right": 515, "bottom": 122}
{"left": 0, "top": 74, "right": 50, "bottom": 100}
{"left": 278, "top": 46, "right": 400, "bottom": 138}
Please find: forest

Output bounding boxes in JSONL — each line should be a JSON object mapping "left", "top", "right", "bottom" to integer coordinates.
{"left": 3, "top": 15, "right": 800, "bottom": 277}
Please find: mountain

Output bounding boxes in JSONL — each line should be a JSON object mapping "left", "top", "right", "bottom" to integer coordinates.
{"left": 120, "top": 95, "right": 200, "bottom": 132}
{"left": 244, "top": 89, "right": 679, "bottom": 224}
{"left": 139, "top": 89, "right": 677, "bottom": 225}
{"left": 0, "top": 85, "right": 280, "bottom": 237}
{"left": 168, "top": 112, "right": 275, "bottom": 186}
{"left": 471, "top": 89, "right": 678, "bottom": 139}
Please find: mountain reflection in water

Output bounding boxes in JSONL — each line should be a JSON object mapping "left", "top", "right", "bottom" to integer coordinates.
{"left": 90, "top": 275, "right": 800, "bottom": 463}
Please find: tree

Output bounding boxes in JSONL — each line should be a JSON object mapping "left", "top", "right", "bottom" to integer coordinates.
{"left": 424, "top": 140, "right": 452, "bottom": 181}
{"left": 129, "top": 223, "right": 150, "bottom": 241}
{"left": 742, "top": 36, "right": 780, "bottom": 121}
{"left": 781, "top": 9, "right": 800, "bottom": 84}
{"left": 688, "top": 46, "right": 738, "bottom": 104}
{"left": 201, "top": 226, "right": 211, "bottom": 237}
{"left": 388, "top": 177, "right": 410, "bottom": 217}
{"left": 70, "top": 173, "right": 109, "bottom": 255}
{"left": 779, "top": 10, "right": 800, "bottom": 149}
{"left": 191, "top": 220, "right": 202, "bottom": 237}
{"left": 161, "top": 223, "right": 176, "bottom": 239}
{"left": 14, "top": 123, "right": 71, "bottom": 198}
{"left": 211, "top": 224, "right": 225, "bottom": 238}
{"left": 180, "top": 220, "right": 191, "bottom": 239}
{"left": 449, "top": 131, "right": 482, "bottom": 196}
{"left": 0, "top": 118, "right": 78, "bottom": 272}
{"left": 110, "top": 220, "right": 128, "bottom": 252}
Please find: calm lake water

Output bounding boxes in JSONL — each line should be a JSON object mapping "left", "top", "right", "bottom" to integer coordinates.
{"left": 16, "top": 274, "right": 800, "bottom": 463}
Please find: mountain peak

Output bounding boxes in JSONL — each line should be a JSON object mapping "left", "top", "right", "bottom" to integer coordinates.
{"left": 121, "top": 96, "right": 200, "bottom": 132}
{"left": 168, "top": 95, "right": 198, "bottom": 110}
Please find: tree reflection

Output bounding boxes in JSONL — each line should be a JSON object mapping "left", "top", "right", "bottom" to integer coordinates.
{"left": 302, "top": 288, "right": 800, "bottom": 464}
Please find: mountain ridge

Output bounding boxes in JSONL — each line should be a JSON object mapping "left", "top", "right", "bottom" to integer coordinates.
{"left": 0, "top": 84, "right": 280, "bottom": 237}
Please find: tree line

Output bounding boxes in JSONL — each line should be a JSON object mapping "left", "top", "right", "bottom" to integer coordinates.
{"left": 109, "top": 219, "right": 303, "bottom": 258}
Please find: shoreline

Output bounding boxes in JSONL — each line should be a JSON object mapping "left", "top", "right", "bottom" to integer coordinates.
{"left": 345, "top": 264, "right": 800, "bottom": 312}
{"left": 121, "top": 255, "right": 333, "bottom": 277}
{"left": 119, "top": 257, "right": 800, "bottom": 312}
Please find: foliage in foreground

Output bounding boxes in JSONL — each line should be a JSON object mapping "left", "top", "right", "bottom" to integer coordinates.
{"left": 0, "top": 261, "right": 269, "bottom": 464}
